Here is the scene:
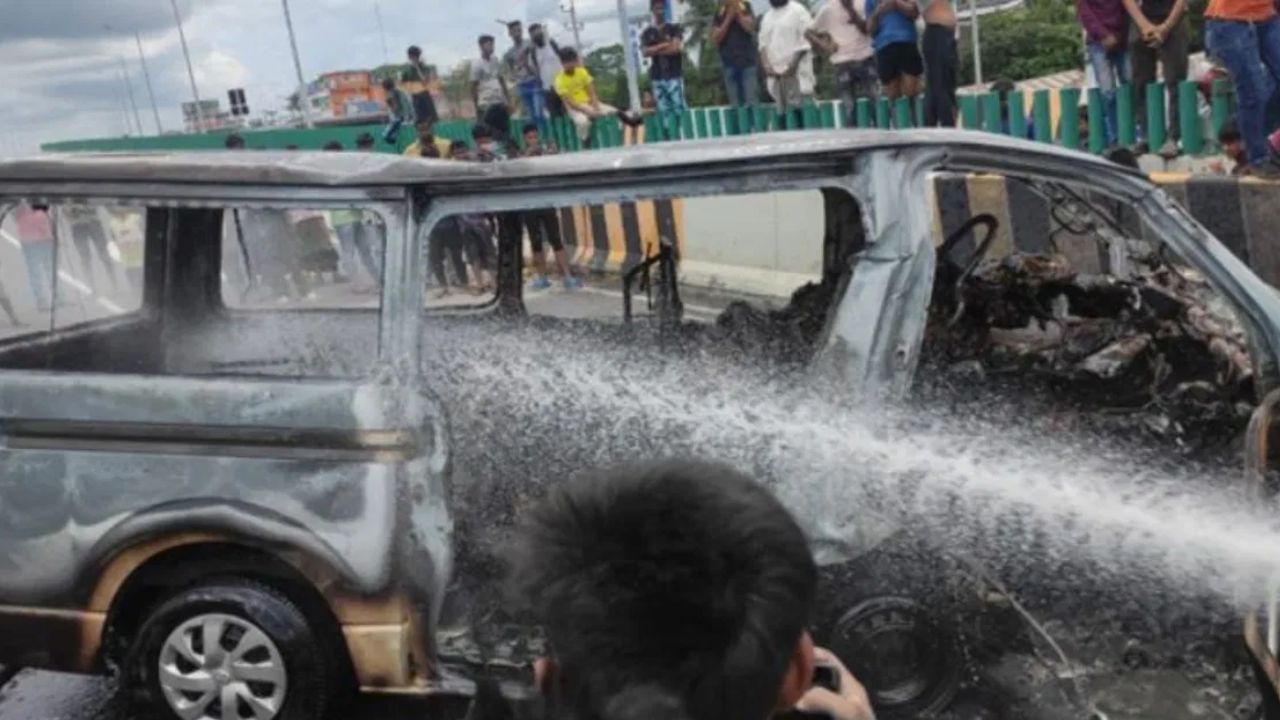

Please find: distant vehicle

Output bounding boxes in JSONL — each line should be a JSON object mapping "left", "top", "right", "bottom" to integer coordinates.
{"left": 0, "top": 134, "right": 1278, "bottom": 720}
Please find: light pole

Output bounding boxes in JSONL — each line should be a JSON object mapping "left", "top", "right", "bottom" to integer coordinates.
{"left": 617, "top": 0, "right": 641, "bottom": 112}
{"left": 168, "top": 0, "right": 205, "bottom": 132}
{"left": 563, "top": 0, "right": 584, "bottom": 50}
{"left": 281, "top": 0, "right": 313, "bottom": 128}
{"left": 135, "top": 32, "right": 164, "bottom": 134}
{"left": 374, "top": 0, "right": 390, "bottom": 64}
{"left": 970, "top": 0, "right": 984, "bottom": 87}
{"left": 117, "top": 56, "right": 144, "bottom": 135}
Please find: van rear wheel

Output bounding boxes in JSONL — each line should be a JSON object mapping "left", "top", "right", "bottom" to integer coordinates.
{"left": 124, "top": 579, "right": 332, "bottom": 720}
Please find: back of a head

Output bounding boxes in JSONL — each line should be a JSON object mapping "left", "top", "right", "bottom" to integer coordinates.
{"left": 510, "top": 460, "right": 818, "bottom": 720}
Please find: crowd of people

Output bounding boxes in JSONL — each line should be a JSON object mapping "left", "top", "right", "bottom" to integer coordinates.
{"left": 373, "top": 0, "right": 1278, "bottom": 174}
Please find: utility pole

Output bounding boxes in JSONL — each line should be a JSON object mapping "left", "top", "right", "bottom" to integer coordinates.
{"left": 115, "top": 70, "right": 136, "bottom": 136}
{"left": 135, "top": 32, "right": 164, "bottom": 134}
{"left": 565, "top": 0, "right": 584, "bottom": 50}
{"left": 970, "top": 0, "right": 984, "bottom": 87}
{"left": 617, "top": 0, "right": 641, "bottom": 112}
{"left": 117, "top": 56, "right": 144, "bottom": 135}
{"left": 281, "top": 0, "right": 313, "bottom": 128}
{"left": 169, "top": 0, "right": 205, "bottom": 132}
{"left": 374, "top": 0, "right": 390, "bottom": 64}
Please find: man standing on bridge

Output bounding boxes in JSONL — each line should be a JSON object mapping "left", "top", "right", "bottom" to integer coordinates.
{"left": 472, "top": 35, "right": 514, "bottom": 144}
{"left": 760, "top": 0, "right": 817, "bottom": 127}
{"left": 643, "top": 0, "right": 688, "bottom": 121}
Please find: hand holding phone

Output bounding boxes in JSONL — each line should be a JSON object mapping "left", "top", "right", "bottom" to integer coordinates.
{"left": 791, "top": 648, "right": 876, "bottom": 720}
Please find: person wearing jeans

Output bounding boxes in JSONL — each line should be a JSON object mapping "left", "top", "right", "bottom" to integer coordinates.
{"left": 504, "top": 21, "right": 548, "bottom": 136}
{"left": 1205, "top": 0, "right": 1280, "bottom": 169}
{"left": 1079, "top": 0, "right": 1131, "bottom": 146}
{"left": 712, "top": 0, "right": 760, "bottom": 111}
{"left": 14, "top": 203, "right": 56, "bottom": 312}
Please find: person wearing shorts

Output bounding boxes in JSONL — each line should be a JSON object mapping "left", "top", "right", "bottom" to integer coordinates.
{"left": 867, "top": 0, "right": 923, "bottom": 118}
{"left": 520, "top": 124, "right": 581, "bottom": 290}
{"left": 642, "top": 0, "right": 688, "bottom": 118}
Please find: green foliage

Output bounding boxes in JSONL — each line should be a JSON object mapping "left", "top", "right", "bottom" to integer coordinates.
{"left": 957, "top": 0, "right": 1083, "bottom": 85}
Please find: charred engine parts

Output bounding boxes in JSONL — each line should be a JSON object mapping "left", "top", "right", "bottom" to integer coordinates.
{"left": 928, "top": 243, "right": 1255, "bottom": 454}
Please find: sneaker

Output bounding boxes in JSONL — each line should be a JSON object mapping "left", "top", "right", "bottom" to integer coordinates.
{"left": 1157, "top": 139, "right": 1180, "bottom": 159}
{"left": 564, "top": 276, "right": 583, "bottom": 290}
{"left": 529, "top": 276, "right": 552, "bottom": 290}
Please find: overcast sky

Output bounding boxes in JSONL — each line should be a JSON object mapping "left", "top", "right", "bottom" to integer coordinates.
{"left": 0, "top": 0, "right": 656, "bottom": 154}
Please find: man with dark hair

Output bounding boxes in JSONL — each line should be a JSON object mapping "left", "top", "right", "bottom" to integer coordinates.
{"left": 529, "top": 23, "right": 566, "bottom": 120}
{"left": 473, "top": 34, "right": 513, "bottom": 143}
{"left": 510, "top": 460, "right": 874, "bottom": 720}
{"left": 505, "top": 21, "right": 548, "bottom": 134}
{"left": 355, "top": 132, "right": 376, "bottom": 151}
{"left": 642, "top": 0, "right": 688, "bottom": 119}
{"left": 555, "top": 47, "right": 618, "bottom": 145}
{"left": 520, "top": 123, "right": 581, "bottom": 291}
{"left": 381, "top": 76, "right": 417, "bottom": 145}
{"left": 224, "top": 133, "right": 246, "bottom": 150}
{"left": 1078, "top": 0, "right": 1130, "bottom": 146}
{"left": 403, "top": 45, "right": 441, "bottom": 127}
{"left": 712, "top": 0, "right": 760, "bottom": 110}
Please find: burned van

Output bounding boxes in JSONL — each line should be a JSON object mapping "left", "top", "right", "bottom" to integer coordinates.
{"left": 1, "top": 134, "right": 1279, "bottom": 720}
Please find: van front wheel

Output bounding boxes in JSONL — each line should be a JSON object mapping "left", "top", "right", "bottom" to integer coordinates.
{"left": 124, "top": 579, "right": 331, "bottom": 720}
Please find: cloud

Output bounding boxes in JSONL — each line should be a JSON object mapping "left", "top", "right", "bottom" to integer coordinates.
{"left": 0, "top": 0, "right": 645, "bottom": 153}
{"left": 0, "top": 0, "right": 202, "bottom": 42}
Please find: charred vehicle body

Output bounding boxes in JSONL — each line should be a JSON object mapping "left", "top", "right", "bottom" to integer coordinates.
{"left": 1, "top": 132, "right": 1280, "bottom": 719}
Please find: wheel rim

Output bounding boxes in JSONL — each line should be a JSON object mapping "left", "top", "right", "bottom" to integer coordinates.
{"left": 157, "top": 612, "right": 288, "bottom": 720}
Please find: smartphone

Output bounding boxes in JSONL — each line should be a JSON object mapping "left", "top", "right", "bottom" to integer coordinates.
{"left": 777, "top": 662, "right": 843, "bottom": 720}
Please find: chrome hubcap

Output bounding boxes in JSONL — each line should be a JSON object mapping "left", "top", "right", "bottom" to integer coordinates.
{"left": 157, "top": 613, "right": 287, "bottom": 720}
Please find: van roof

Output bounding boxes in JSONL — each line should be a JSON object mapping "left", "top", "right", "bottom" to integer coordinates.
{"left": 1, "top": 130, "right": 1140, "bottom": 189}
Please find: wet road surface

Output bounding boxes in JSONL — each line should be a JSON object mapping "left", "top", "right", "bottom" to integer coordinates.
{"left": 0, "top": 667, "right": 468, "bottom": 720}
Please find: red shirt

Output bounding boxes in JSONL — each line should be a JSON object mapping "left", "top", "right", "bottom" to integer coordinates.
{"left": 1206, "top": 0, "right": 1275, "bottom": 22}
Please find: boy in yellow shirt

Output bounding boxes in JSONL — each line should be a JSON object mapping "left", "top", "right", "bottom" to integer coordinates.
{"left": 553, "top": 47, "right": 619, "bottom": 145}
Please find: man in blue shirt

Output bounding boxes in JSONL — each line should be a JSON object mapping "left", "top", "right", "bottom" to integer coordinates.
{"left": 866, "top": 0, "right": 923, "bottom": 122}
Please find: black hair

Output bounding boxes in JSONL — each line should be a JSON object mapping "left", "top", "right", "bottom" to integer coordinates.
{"left": 558, "top": 47, "right": 579, "bottom": 63}
{"left": 224, "top": 133, "right": 245, "bottom": 149}
{"left": 652, "top": 0, "right": 667, "bottom": 7}
{"left": 529, "top": 22, "right": 543, "bottom": 31}
{"left": 381, "top": 76, "right": 396, "bottom": 90}
{"left": 323, "top": 140, "right": 343, "bottom": 151}
{"left": 450, "top": 139, "right": 471, "bottom": 152}
{"left": 472, "top": 123, "right": 494, "bottom": 140}
{"left": 508, "top": 20, "right": 523, "bottom": 29}
{"left": 479, "top": 34, "right": 495, "bottom": 44}
{"left": 509, "top": 459, "right": 818, "bottom": 720}
{"left": 407, "top": 45, "right": 422, "bottom": 57}
{"left": 522, "top": 122, "right": 540, "bottom": 136}
{"left": 1104, "top": 146, "right": 1139, "bottom": 168}
{"left": 1220, "top": 117, "right": 1242, "bottom": 143}
{"left": 355, "top": 132, "right": 376, "bottom": 147}
{"left": 284, "top": 144, "right": 300, "bottom": 150}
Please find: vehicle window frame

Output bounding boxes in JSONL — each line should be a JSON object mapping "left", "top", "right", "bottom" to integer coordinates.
{"left": 414, "top": 165, "right": 865, "bottom": 310}
{"left": 0, "top": 191, "right": 416, "bottom": 382}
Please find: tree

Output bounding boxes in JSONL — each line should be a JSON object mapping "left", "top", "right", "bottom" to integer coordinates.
{"left": 957, "top": 0, "right": 1083, "bottom": 85}
{"left": 441, "top": 61, "right": 473, "bottom": 119}
{"left": 586, "top": 44, "right": 630, "bottom": 107}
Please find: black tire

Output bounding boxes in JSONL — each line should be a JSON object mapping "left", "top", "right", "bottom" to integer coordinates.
{"left": 828, "top": 596, "right": 962, "bottom": 719}
{"left": 123, "top": 579, "right": 333, "bottom": 720}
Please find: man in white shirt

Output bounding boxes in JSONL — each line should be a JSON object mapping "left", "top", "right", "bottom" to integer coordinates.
{"left": 759, "top": 0, "right": 816, "bottom": 125}
{"left": 529, "top": 24, "right": 566, "bottom": 119}
{"left": 807, "top": 0, "right": 879, "bottom": 124}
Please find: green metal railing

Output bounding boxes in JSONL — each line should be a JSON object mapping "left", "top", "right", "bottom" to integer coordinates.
{"left": 42, "top": 80, "right": 1238, "bottom": 158}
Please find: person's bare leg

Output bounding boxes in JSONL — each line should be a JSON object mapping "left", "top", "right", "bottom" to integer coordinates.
{"left": 533, "top": 248, "right": 550, "bottom": 277}
{"left": 553, "top": 248, "right": 573, "bottom": 278}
